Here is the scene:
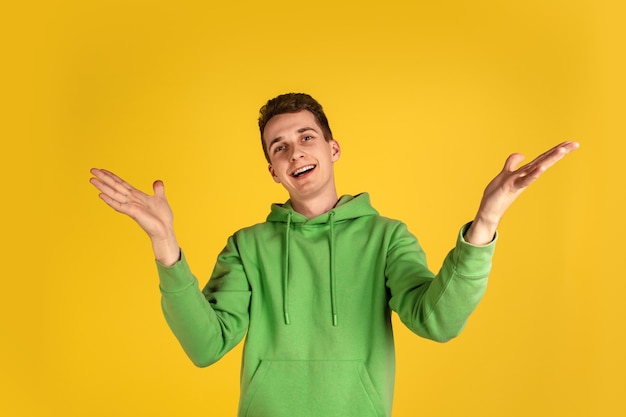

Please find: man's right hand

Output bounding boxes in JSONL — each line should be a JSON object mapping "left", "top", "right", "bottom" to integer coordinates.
{"left": 89, "top": 168, "right": 180, "bottom": 266}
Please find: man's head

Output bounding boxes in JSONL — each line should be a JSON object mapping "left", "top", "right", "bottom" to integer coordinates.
{"left": 259, "top": 94, "right": 341, "bottom": 207}
{"left": 258, "top": 93, "right": 334, "bottom": 163}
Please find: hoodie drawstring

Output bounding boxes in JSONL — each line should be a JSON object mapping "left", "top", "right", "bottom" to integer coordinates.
{"left": 329, "top": 211, "right": 338, "bottom": 327}
{"left": 283, "top": 212, "right": 292, "bottom": 325}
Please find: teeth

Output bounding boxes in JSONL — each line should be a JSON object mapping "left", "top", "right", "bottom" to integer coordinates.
{"left": 293, "top": 165, "right": 315, "bottom": 177}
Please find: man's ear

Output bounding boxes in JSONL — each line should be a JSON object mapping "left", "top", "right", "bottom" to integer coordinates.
{"left": 331, "top": 139, "right": 341, "bottom": 162}
{"left": 268, "top": 164, "right": 280, "bottom": 183}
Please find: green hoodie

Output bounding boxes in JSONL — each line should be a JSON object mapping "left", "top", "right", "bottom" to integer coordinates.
{"left": 158, "top": 193, "right": 495, "bottom": 417}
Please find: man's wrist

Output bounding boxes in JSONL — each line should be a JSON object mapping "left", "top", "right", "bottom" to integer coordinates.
{"left": 151, "top": 235, "right": 180, "bottom": 266}
{"left": 464, "top": 216, "right": 498, "bottom": 245}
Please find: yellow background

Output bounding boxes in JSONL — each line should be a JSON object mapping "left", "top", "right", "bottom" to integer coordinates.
{"left": 2, "top": 0, "right": 624, "bottom": 416}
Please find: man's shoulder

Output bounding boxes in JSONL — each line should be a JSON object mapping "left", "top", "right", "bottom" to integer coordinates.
{"left": 234, "top": 220, "right": 276, "bottom": 235}
{"left": 358, "top": 210, "right": 405, "bottom": 227}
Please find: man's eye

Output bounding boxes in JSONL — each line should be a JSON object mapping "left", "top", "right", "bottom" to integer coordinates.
{"left": 275, "top": 145, "right": 285, "bottom": 152}
{"left": 303, "top": 136, "right": 312, "bottom": 141}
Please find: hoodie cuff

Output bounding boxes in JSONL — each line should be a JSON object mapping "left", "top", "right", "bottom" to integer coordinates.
{"left": 452, "top": 222, "right": 497, "bottom": 277}
{"left": 156, "top": 250, "right": 197, "bottom": 293}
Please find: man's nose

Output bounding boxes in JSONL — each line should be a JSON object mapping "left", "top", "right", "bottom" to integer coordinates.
{"left": 290, "top": 145, "right": 305, "bottom": 161}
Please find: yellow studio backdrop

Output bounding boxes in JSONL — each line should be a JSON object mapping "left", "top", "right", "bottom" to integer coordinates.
{"left": 1, "top": 0, "right": 624, "bottom": 416}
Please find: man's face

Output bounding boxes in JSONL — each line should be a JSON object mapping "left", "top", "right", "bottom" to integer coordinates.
{"left": 263, "top": 110, "right": 340, "bottom": 201}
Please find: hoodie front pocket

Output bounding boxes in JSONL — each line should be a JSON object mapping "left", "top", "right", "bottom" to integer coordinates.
{"left": 240, "top": 360, "right": 387, "bottom": 417}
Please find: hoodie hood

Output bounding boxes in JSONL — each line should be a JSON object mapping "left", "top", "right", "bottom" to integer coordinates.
{"left": 266, "top": 193, "right": 378, "bottom": 326}
{"left": 267, "top": 193, "right": 379, "bottom": 224}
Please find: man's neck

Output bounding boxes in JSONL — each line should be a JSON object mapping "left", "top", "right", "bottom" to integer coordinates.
{"left": 290, "top": 190, "right": 339, "bottom": 219}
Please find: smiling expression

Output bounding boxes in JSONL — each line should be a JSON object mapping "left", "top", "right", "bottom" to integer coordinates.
{"left": 263, "top": 110, "right": 341, "bottom": 202}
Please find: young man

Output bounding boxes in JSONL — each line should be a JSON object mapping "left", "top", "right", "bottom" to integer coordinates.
{"left": 90, "top": 93, "right": 578, "bottom": 417}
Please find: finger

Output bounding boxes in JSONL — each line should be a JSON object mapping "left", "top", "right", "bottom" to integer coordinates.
{"left": 90, "top": 168, "right": 119, "bottom": 183}
{"left": 91, "top": 170, "right": 148, "bottom": 208}
{"left": 152, "top": 180, "right": 165, "bottom": 198}
{"left": 97, "top": 190, "right": 131, "bottom": 215}
{"left": 553, "top": 141, "right": 580, "bottom": 157}
{"left": 89, "top": 176, "right": 118, "bottom": 198}
{"left": 529, "top": 142, "right": 578, "bottom": 171}
{"left": 90, "top": 172, "right": 141, "bottom": 205}
{"left": 90, "top": 168, "right": 134, "bottom": 195}
{"left": 503, "top": 153, "right": 526, "bottom": 173}
{"left": 99, "top": 169, "right": 135, "bottom": 192}
{"left": 513, "top": 164, "right": 546, "bottom": 189}
{"left": 551, "top": 141, "right": 579, "bottom": 152}
{"left": 90, "top": 178, "right": 134, "bottom": 208}
{"left": 513, "top": 142, "right": 579, "bottom": 188}
{"left": 524, "top": 141, "right": 579, "bottom": 169}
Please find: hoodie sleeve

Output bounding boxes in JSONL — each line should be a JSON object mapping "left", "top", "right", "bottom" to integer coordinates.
{"left": 158, "top": 236, "right": 251, "bottom": 367}
{"left": 386, "top": 222, "right": 495, "bottom": 342}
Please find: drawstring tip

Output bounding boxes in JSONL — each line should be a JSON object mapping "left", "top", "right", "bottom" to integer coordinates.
{"left": 332, "top": 314, "right": 338, "bottom": 327}
{"left": 284, "top": 312, "right": 291, "bottom": 325}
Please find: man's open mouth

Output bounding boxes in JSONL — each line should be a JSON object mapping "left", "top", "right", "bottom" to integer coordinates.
{"left": 292, "top": 165, "right": 316, "bottom": 178}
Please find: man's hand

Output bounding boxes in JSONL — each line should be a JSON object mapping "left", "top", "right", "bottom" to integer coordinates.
{"left": 465, "top": 141, "right": 580, "bottom": 245}
{"left": 89, "top": 168, "right": 180, "bottom": 266}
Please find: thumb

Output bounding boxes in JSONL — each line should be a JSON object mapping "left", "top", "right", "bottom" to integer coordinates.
{"left": 503, "top": 153, "right": 525, "bottom": 173}
{"left": 153, "top": 180, "right": 166, "bottom": 197}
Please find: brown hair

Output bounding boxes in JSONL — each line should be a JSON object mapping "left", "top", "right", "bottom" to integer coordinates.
{"left": 258, "top": 93, "right": 334, "bottom": 162}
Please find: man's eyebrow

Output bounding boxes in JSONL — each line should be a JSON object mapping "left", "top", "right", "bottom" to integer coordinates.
{"left": 268, "top": 136, "right": 283, "bottom": 149}
{"left": 297, "top": 126, "right": 318, "bottom": 134}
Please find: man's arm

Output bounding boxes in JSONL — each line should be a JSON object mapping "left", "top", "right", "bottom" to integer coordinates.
{"left": 159, "top": 245, "right": 251, "bottom": 368}
{"left": 387, "top": 222, "right": 494, "bottom": 342}
{"left": 90, "top": 168, "right": 250, "bottom": 365}
{"left": 465, "top": 141, "right": 580, "bottom": 245}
